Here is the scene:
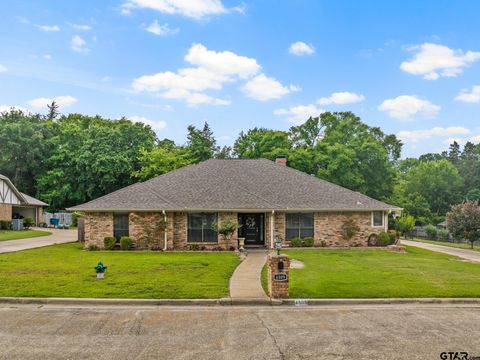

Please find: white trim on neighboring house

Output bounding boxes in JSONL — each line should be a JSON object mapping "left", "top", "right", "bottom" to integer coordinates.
{"left": 371, "top": 210, "right": 385, "bottom": 228}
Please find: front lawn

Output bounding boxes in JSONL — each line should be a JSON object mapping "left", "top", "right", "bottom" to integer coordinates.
{"left": 412, "top": 238, "right": 480, "bottom": 252}
{"left": 0, "top": 243, "right": 240, "bottom": 299}
{"left": 262, "top": 247, "right": 480, "bottom": 298}
{"left": 0, "top": 229, "right": 51, "bottom": 241}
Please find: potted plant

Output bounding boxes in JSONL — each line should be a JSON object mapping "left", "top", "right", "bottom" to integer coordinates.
{"left": 94, "top": 261, "right": 107, "bottom": 279}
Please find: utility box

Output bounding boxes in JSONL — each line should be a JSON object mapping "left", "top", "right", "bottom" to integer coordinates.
{"left": 267, "top": 254, "right": 290, "bottom": 298}
{"left": 11, "top": 219, "right": 23, "bottom": 231}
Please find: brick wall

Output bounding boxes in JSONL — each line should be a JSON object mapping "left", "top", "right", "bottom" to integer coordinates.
{"left": 129, "top": 212, "right": 166, "bottom": 250}
{"left": 267, "top": 254, "right": 290, "bottom": 298}
{"left": 313, "top": 211, "right": 380, "bottom": 247}
{"left": 0, "top": 204, "right": 12, "bottom": 221}
{"left": 173, "top": 212, "right": 187, "bottom": 249}
{"left": 83, "top": 210, "right": 383, "bottom": 250}
{"left": 84, "top": 212, "right": 113, "bottom": 248}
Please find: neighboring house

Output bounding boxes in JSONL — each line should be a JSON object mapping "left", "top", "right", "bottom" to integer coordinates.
{"left": 0, "top": 174, "right": 48, "bottom": 226}
{"left": 68, "top": 158, "right": 401, "bottom": 250}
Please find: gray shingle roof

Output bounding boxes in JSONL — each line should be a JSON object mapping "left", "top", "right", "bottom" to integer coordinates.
{"left": 20, "top": 192, "right": 48, "bottom": 206}
{"left": 68, "top": 159, "right": 400, "bottom": 212}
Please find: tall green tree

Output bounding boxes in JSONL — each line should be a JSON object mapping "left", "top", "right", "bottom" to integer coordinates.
{"left": 0, "top": 109, "right": 54, "bottom": 196}
{"left": 312, "top": 112, "right": 399, "bottom": 199}
{"left": 401, "top": 159, "right": 463, "bottom": 215}
{"left": 233, "top": 127, "right": 292, "bottom": 160}
{"left": 186, "top": 122, "right": 219, "bottom": 163}
{"left": 134, "top": 140, "right": 192, "bottom": 181}
{"left": 37, "top": 114, "right": 157, "bottom": 210}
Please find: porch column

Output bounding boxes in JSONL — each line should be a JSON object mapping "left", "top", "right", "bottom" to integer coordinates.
{"left": 270, "top": 210, "right": 275, "bottom": 249}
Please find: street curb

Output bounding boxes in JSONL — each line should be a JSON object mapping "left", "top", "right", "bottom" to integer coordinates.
{"left": 1, "top": 297, "right": 480, "bottom": 307}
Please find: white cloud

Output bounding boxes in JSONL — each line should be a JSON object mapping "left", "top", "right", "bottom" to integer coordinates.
{"left": 121, "top": 0, "right": 227, "bottom": 19}
{"left": 185, "top": 43, "right": 260, "bottom": 79}
{"left": 317, "top": 91, "right": 365, "bottom": 105}
{"left": 455, "top": 85, "right": 480, "bottom": 103}
{"left": 28, "top": 95, "right": 77, "bottom": 108}
{"left": 288, "top": 41, "right": 315, "bottom": 56}
{"left": 400, "top": 43, "right": 480, "bottom": 80}
{"left": 43, "top": 54, "right": 52, "bottom": 60}
{"left": 0, "top": 105, "right": 30, "bottom": 113}
{"left": 378, "top": 95, "right": 440, "bottom": 120}
{"left": 70, "top": 23, "right": 92, "bottom": 31}
{"left": 443, "top": 137, "right": 467, "bottom": 146}
{"left": 397, "top": 126, "right": 470, "bottom": 143}
{"left": 71, "top": 35, "right": 89, "bottom": 53}
{"left": 242, "top": 74, "right": 298, "bottom": 101}
{"left": 128, "top": 115, "right": 167, "bottom": 130}
{"left": 144, "top": 20, "right": 179, "bottom": 36}
{"left": 133, "top": 43, "right": 275, "bottom": 105}
{"left": 37, "top": 24, "right": 60, "bottom": 32}
{"left": 274, "top": 104, "right": 325, "bottom": 125}
{"left": 0, "top": 64, "right": 6, "bottom": 73}
{"left": 470, "top": 135, "right": 480, "bottom": 143}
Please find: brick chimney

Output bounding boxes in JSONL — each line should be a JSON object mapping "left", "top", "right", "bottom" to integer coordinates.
{"left": 275, "top": 155, "right": 287, "bottom": 166}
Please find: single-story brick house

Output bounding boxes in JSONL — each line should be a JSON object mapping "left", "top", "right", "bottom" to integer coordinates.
{"left": 68, "top": 158, "right": 401, "bottom": 250}
{"left": 0, "top": 174, "right": 48, "bottom": 226}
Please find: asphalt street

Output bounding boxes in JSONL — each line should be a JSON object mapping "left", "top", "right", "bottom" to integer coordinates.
{"left": 0, "top": 303, "right": 479, "bottom": 359}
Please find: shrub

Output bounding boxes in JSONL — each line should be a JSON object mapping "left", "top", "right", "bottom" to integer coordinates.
{"left": 438, "top": 229, "right": 450, "bottom": 241}
{"left": 425, "top": 225, "right": 438, "bottom": 239}
{"left": 120, "top": 236, "right": 133, "bottom": 250}
{"left": 341, "top": 218, "right": 360, "bottom": 241}
{"left": 104, "top": 237, "right": 116, "bottom": 250}
{"left": 387, "top": 230, "right": 397, "bottom": 244}
{"left": 377, "top": 231, "right": 390, "bottom": 246}
{"left": 396, "top": 214, "right": 415, "bottom": 237}
{"left": 320, "top": 240, "right": 327, "bottom": 247}
{"left": 0, "top": 220, "right": 10, "bottom": 230}
{"left": 88, "top": 244, "right": 99, "bottom": 251}
{"left": 303, "top": 237, "right": 314, "bottom": 247}
{"left": 188, "top": 244, "right": 200, "bottom": 251}
{"left": 290, "top": 237, "right": 302, "bottom": 247}
{"left": 23, "top": 217, "right": 34, "bottom": 229}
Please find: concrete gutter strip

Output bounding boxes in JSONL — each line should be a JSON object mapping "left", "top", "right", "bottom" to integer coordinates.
{"left": 1, "top": 297, "right": 480, "bottom": 307}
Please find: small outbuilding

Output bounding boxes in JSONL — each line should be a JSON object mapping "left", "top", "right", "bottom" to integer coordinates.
{"left": 0, "top": 174, "right": 48, "bottom": 226}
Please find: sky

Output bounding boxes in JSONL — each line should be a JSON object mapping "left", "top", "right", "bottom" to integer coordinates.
{"left": 1, "top": 0, "right": 480, "bottom": 158}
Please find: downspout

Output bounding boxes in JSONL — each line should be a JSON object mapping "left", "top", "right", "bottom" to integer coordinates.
{"left": 270, "top": 210, "right": 275, "bottom": 249}
{"left": 163, "top": 210, "right": 168, "bottom": 251}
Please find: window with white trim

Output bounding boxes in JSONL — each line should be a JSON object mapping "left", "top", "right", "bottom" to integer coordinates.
{"left": 372, "top": 211, "right": 384, "bottom": 227}
{"left": 286, "top": 213, "right": 314, "bottom": 240}
{"left": 188, "top": 213, "right": 218, "bottom": 243}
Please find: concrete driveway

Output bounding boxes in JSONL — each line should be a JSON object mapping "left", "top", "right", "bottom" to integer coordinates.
{"left": 0, "top": 228, "right": 77, "bottom": 254}
{"left": 0, "top": 303, "right": 479, "bottom": 359}
{"left": 402, "top": 239, "right": 480, "bottom": 263}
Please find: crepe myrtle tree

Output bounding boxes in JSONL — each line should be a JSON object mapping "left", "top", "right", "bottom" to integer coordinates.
{"left": 212, "top": 219, "right": 241, "bottom": 249}
{"left": 446, "top": 201, "right": 480, "bottom": 249}
{"left": 396, "top": 214, "right": 415, "bottom": 239}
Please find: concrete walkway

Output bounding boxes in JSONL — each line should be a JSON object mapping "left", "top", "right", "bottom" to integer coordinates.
{"left": 229, "top": 251, "right": 268, "bottom": 299}
{"left": 0, "top": 228, "right": 77, "bottom": 254}
{"left": 402, "top": 239, "right": 480, "bottom": 263}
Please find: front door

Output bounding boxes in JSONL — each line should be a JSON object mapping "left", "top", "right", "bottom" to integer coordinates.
{"left": 238, "top": 213, "right": 264, "bottom": 246}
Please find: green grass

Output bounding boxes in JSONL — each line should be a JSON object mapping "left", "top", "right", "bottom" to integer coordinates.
{"left": 0, "top": 229, "right": 51, "bottom": 241}
{"left": 261, "top": 247, "right": 480, "bottom": 298}
{"left": 412, "top": 238, "right": 480, "bottom": 252}
{"left": 0, "top": 243, "right": 241, "bottom": 299}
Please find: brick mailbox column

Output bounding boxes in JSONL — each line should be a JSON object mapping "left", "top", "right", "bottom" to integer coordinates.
{"left": 267, "top": 254, "right": 290, "bottom": 298}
